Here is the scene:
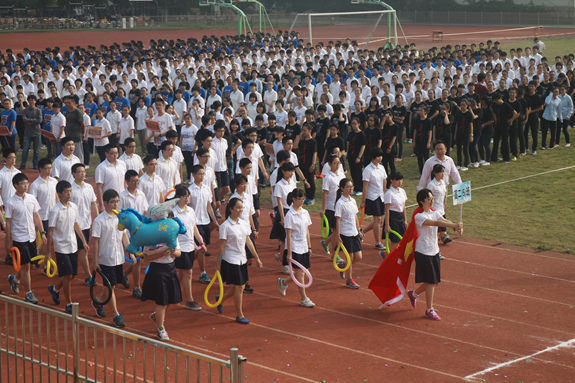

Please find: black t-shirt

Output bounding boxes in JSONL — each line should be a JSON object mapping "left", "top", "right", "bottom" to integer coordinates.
{"left": 496, "top": 89, "right": 510, "bottom": 101}
{"left": 471, "top": 107, "right": 483, "bottom": 137}
{"left": 426, "top": 99, "right": 439, "bottom": 117}
{"left": 256, "top": 126, "right": 268, "bottom": 147}
{"left": 364, "top": 127, "right": 382, "bottom": 154}
{"left": 325, "top": 136, "right": 345, "bottom": 153}
{"left": 410, "top": 100, "right": 425, "bottom": 123}
{"left": 36, "top": 98, "right": 48, "bottom": 109}
{"left": 518, "top": 98, "right": 528, "bottom": 121}
{"left": 391, "top": 105, "right": 407, "bottom": 127}
{"left": 330, "top": 113, "right": 349, "bottom": 133}
{"left": 364, "top": 107, "right": 383, "bottom": 124}
{"left": 315, "top": 116, "right": 330, "bottom": 140}
{"left": 298, "top": 137, "right": 317, "bottom": 167}
{"left": 491, "top": 101, "right": 514, "bottom": 129}
{"left": 381, "top": 107, "right": 393, "bottom": 119}
{"left": 284, "top": 122, "right": 301, "bottom": 140}
{"left": 347, "top": 130, "right": 366, "bottom": 160}
{"left": 433, "top": 113, "right": 454, "bottom": 138}
{"left": 381, "top": 122, "right": 398, "bottom": 149}
{"left": 454, "top": 110, "right": 474, "bottom": 137}
{"left": 525, "top": 93, "right": 543, "bottom": 121}
{"left": 412, "top": 118, "right": 432, "bottom": 145}
{"left": 128, "top": 88, "right": 141, "bottom": 104}
{"left": 448, "top": 96, "right": 461, "bottom": 107}
{"left": 224, "top": 134, "right": 235, "bottom": 160}
{"left": 508, "top": 99, "right": 523, "bottom": 125}
{"left": 464, "top": 92, "right": 481, "bottom": 104}
{"left": 350, "top": 111, "right": 367, "bottom": 129}
{"left": 481, "top": 107, "right": 495, "bottom": 135}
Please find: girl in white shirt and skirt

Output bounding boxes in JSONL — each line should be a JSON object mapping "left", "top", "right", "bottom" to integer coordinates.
{"left": 269, "top": 162, "right": 297, "bottom": 250}
{"left": 215, "top": 198, "right": 263, "bottom": 324}
{"left": 278, "top": 189, "right": 315, "bottom": 307}
{"left": 383, "top": 171, "right": 407, "bottom": 255}
{"left": 334, "top": 178, "right": 364, "bottom": 289}
{"left": 426, "top": 164, "right": 451, "bottom": 250}
{"left": 319, "top": 154, "right": 345, "bottom": 256}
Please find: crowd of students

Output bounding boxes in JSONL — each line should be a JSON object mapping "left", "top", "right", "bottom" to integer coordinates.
{"left": 0, "top": 32, "right": 573, "bottom": 336}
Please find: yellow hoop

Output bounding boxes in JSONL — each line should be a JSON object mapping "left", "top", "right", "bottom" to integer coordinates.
{"left": 36, "top": 230, "right": 42, "bottom": 250}
{"left": 31, "top": 255, "right": 45, "bottom": 264}
{"left": 321, "top": 215, "right": 329, "bottom": 238}
{"left": 333, "top": 242, "right": 351, "bottom": 272}
{"left": 46, "top": 258, "right": 57, "bottom": 278}
{"left": 204, "top": 270, "right": 224, "bottom": 308}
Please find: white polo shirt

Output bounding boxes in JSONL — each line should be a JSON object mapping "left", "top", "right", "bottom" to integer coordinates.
{"left": 156, "top": 155, "right": 178, "bottom": 192}
{"left": 284, "top": 206, "right": 312, "bottom": 253}
{"left": 138, "top": 172, "right": 164, "bottom": 208}
{"left": 334, "top": 195, "right": 359, "bottom": 237}
{"left": 71, "top": 182, "right": 97, "bottom": 230}
{"left": 52, "top": 153, "right": 81, "bottom": 184}
{"left": 119, "top": 152, "right": 144, "bottom": 173}
{"left": 427, "top": 179, "right": 446, "bottom": 215}
{"left": 321, "top": 162, "right": 344, "bottom": 177}
{"left": 362, "top": 162, "right": 387, "bottom": 202}
{"left": 322, "top": 171, "right": 345, "bottom": 211}
{"left": 92, "top": 211, "right": 125, "bottom": 267}
{"left": 273, "top": 178, "right": 296, "bottom": 209}
{"left": 118, "top": 115, "right": 134, "bottom": 145}
{"left": 5, "top": 193, "right": 40, "bottom": 243}
{"left": 202, "top": 165, "right": 218, "bottom": 190}
{"left": 188, "top": 182, "right": 212, "bottom": 225}
{"left": 193, "top": 147, "right": 217, "bottom": 170}
{"left": 172, "top": 204, "right": 197, "bottom": 253}
{"left": 119, "top": 188, "right": 149, "bottom": 214}
{"left": 0, "top": 166, "right": 20, "bottom": 205}
{"left": 383, "top": 186, "right": 407, "bottom": 213}
{"left": 230, "top": 191, "right": 255, "bottom": 225}
{"left": 219, "top": 217, "right": 251, "bottom": 265}
{"left": 95, "top": 159, "right": 127, "bottom": 194}
{"left": 211, "top": 136, "right": 228, "bottom": 172}
{"left": 93, "top": 117, "right": 111, "bottom": 147}
{"left": 29, "top": 176, "right": 57, "bottom": 221}
{"left": 159, "top": 146, "right": 184, "bottom": 185}
{"left": 48, "top": 201, "right": 79, "bottom": 254}
{"left": 415, "top": 210, "right": 443, "bottom": 256}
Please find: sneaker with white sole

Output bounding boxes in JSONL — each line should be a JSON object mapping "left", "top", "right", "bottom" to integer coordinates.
{"left": 460, "top": 166, "right": 468, "bottom": 171}
{"left": 198, "top": 273, "right": 211, "bottom": 284}
{"left": 157, "top": 328, "right": 170, "bottom": 341}
{"left": 300, "top": 297, "right": 315, "bottom": 307}
{"left": 132, "top": 287, "right": 142, "bottom": 299}
{"left": 456, "top": 166, "right": 461, "bottom": 170}
{"left": 25, "top": 291, "right": 39, "bottom": 304}
{"left": 281, "top": 265, "right": 290, "bottom": 275}
{"left": 278, "top": 278, "right": 287, "bottom": 296}
{"left": 375, "top": 243, "right": 385, "bottom": 250}
{"left": 92, "top": 301, "right": 106, "bottom": 317}
{"left": 8, "top": 275, "right": 19, "bottom": 294}
{"left": 185, "top": 301, "right": 202, "bottom": 311}
{"left": 425, "top": 308, "right": 441, "bottom": 321}
{"left": 565, "top": 143, "right": 571, "bottom": 147}
{"left": 345, "top": 278, "right": 359, "bottom": 289}
{"left": 531, "top": 150, "right": 537, "bottom": 155}
{"left": 439, "top": 254, "right": 445, "bottom": 260}
{"left": 320, "top": 240, "right": 330, "bottom": 255}
{"left": 407, "top": 290, "right": 418, "bottom": 308}
{"left": 274, "top": 253, "right": 282, "bottom": 264}
{"left": 440, "top": 234, "right": 452, "bottom": 244}
{"left": 481, "top": 161, "right": 490, "bottom": 166}
{"left": 479, "top": 160, "right": 486, "bottom": 165}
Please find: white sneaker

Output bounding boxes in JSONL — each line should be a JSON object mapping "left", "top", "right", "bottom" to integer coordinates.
{"left": 300, "top": 297, "right": 315, "bottom": 307}
{"left": 553, "top": 144, "right": 559, "bottom": 148}
{"left": 274, "top": 253, "right": 282, "bottom": 265}
{"left": 278, "top": 278, "right": 287, "bottom": 296}
{"left": 157, "top": 328, "right": 169, "bottom": 341}
{"left": 531, "top": 150, "right": 537, "bottom": 155}
{"left": 460, "top": 166, "right": 468, "bottom": 171}
{"left": 479, "top": 160, "right": 486, "bottom": 164}
{"left": 565, "top": 143, "right": 571, "bottom": 147}
{"left": 281, "top": 265, "right": 290, "bottom": 275}
{"left": 540, "top": 147, "right": 546, "bottom": 150}
{"left": 481, "top": 162, "right": 490, "bottom": 166}
{"left": 473, "top": 162, "right": 480, "bottom": 168}
{"left": 456, "top": 166, "right": 461, "bottom": 170}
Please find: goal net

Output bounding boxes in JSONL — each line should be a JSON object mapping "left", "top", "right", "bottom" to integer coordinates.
{"left": 287, "top": 10, "right": 398, "bottom": 49}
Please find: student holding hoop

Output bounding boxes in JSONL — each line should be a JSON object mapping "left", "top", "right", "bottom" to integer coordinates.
{"left": 334, "top": 178, "right": 364, "bottom": 289}
{"left": 278, "top": 189, "right": 314, "bottom": 307}
{"left": 319, "top": 154, "right": 345, "bottom": 256}
{"left": 360, "top": 147, "right": 387, "bottom": 251}
{"left": 215, "top": 198, "right": 263, "bottom": 324}
{"left": 383, "top": 171, "right": 407, "bottom": 255}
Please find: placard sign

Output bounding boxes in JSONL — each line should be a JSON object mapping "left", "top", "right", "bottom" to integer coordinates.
{"left": 452, "top": 181, "right": 471, "bottom": 205}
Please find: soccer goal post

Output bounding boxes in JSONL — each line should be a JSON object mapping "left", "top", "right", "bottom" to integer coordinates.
{"left": 288, "top": 10, "right": 397, "bottom": 48}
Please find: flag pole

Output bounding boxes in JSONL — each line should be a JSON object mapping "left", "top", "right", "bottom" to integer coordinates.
{"left": 459, "top": 203, "right": 462, "bottom": 224}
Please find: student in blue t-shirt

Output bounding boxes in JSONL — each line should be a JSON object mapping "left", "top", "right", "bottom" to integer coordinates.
{"left": 1, "top": 99, "right": 17, "bottom": 150}
{"left": 114, "top": 88, "right": 130, "bottom": 112}
{"left": 84, "top": 93, "right": 98, "bottom": 119}
{"left": 42, "top": 99, "right": 56, "bottom": 158}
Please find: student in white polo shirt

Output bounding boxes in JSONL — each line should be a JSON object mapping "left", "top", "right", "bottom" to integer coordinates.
{"left": 360, "top": 147, "right": 387, "bottom": 251}
{"left": 156, "top": 140, "right": 178, "bottom": 193}
{"left": 163, "top": 130, "right": 184, "bottom": 185}
{"left": 6, "top": 173, "right": 46, "bottom": 304}
{"left": 70, "top": 163, "right": 98, "bottom": 285}
{"left": 139, "top": 154, "right": 165, "bottom": 208}
{"left": 95, "top": 144, "right": 127, "bottom": 212}
{"left": 118, "top": 137, "right": 144, "bottom": 175}
{"left": 46, "top": 180, "right": 89, "bottom": 314}
{"left": 0, "top": 148, "right": 21, "bottom": 241}
{"left": 383, "top": 171, "right": 408, "bottom": 256}
{"left": 90, "top": 189, "right": 132, "bottom": 328}
{"left": 52, "top": 138, "right": 81, "bottom": 184}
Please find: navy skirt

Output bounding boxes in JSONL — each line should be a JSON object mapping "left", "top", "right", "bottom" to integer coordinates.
{"left": 269, "top": 208, "right": 288, "bottom": 240}
{"left": 385, "top": 210, "right": 406, "bottom": 243}
{"left": 220, "top": 259, "right": 249, "bottom": 286}
{"left": 141, "top": 262, "right": 182, "bottom": 306}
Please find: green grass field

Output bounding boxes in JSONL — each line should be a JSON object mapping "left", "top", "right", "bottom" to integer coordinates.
{"left": 498, "top": 38, "right": 575, "bottom": 62}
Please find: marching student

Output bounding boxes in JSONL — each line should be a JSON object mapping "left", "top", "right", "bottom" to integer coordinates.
{"left": 163, "top": 130, "right": 184, "bottom": 185}
{"left": 360, "top": 147, "right": 387, "bottom": 250}
{"left": 138, "top": 154, "right": 165, "bottom": 208}
{"left": 70, "top": 163, "right": 98, "bottom": 285}
{"left": 278, "top": 188, "right": 315, "bottom": 308}
{"left": 346, "top": 118, "right": 366, "bottom": 195}
{"left": 383, "top": 171, "right": 407, "bottom": 256}
{"left": 319, "top": 154, "right": 346, "bottom": 256}
{"left": 6, "top": 173, "right": 46, "bottom": 304}
{"left": 46, "top": 180, "right": 90, "bottom": 314}
{"left": 215, "top": 197, "right": 263, "bottom": 324}
{"left": 95, "top": 144, "right": 127, "bottom": 212}
{"left": 172, "top": 184, "right": 207, "bottom": 311}
{"left": 270, "top": 162, "right": 297, "bottom": 257}
{"left": 118, "top": 105, "right": 135, "bottom": 152}
{"left": 93, "top": 107, "right": 113, "bottom": 162}
{"left": 427, "top": 164, "right": 451, "bottom": 253}
{"left": 407, "top": 189, "right": 463, "bottom": 321}
{"left": 91, "top": 189, "right": 132, "bottom": 328}
{"left": 156, "top": 140, "right": 178, "bottom": 193}
{"left": 297, "top": 124, "right": 317, "bottom": 205}
{"left": 0, "top": 147, "right": 20, "bottom": 256}
{"left": 118, "top": 137, "right": 144, "bottom": 175}
{"left": 52, "top": 137, "right": 81, "bottom": 184}
{"left": 334, "top": 178, "right": 364, "bottom": 289}
{"left": 180, "top": 113, "right": 198, "bottom": 181}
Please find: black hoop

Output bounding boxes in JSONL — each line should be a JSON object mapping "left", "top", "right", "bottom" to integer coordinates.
{"left": 89, "top": 268, "right": 113, "bottom": 306}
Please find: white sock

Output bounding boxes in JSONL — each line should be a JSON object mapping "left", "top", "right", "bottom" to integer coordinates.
{"left": 13, "top": 277, "right": 19, "bottom": 283}
{"left": 412, "top": 291, "right": 419, "bottom": 299}
{"left": 26, "top": 291, "right": 32, "bottom": 295}
{"left": 201, "top": 271, "right": 207, "bottom": 276}
{"left": 54, "top": 287, "right": 60, "bottom": 293}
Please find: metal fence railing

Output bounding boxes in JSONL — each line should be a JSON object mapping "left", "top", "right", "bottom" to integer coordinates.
{"left": 0, "top": 294, "right": 245, "bottom": 383}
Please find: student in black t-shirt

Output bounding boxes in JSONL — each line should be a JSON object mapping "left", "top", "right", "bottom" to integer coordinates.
{"left": 347, "top": 117, "right": 367, "bottom": 194}
{"left": 411, "top": 105, "right": 432, "bottom": 175}
{"left": 516, "top": 88, "right": 528, "bottom": 155}
{"left": 324, "top": 123, "right": 346, "bottom": 171}
{"left": 490, "top": 93, "right": 518, "bottom": 163}
{"left": 381, "top": 113, "right": 398, "bottom": 175}
{"left": 298, "top": 124, "right": 318, "bottom": 204}
{"left": 285, "top": 110, "right": 302, "bottom": 151}
{"left": 507, "top": 88, "right": 523, "bottom": 160}
{"left": 432, "top": 103, "right": 454, "bottom": 156}
{"left": 315, "top": 104, "right": 330, "bottom": 175}
{"left": 469, "top": 99, "right": 483, "bottom": 167}
{"left": 409, "top": 91, "right": 426, "bottom": 146}
{"left": 453, "top": 99, "right": 474, "bottom": 170}
{"left": 363, "top": 115, "right": 382, "bottom": 167}
{"left": 524, "top": 81, "right": 544, "bottom": 154}
{"left": 365, "top": 97, "right": 383, "bottom": 127}
{"left": 478, "top": 96, "right": 495, "bottom": 165}
{"left": 391, "top": 97, "right": 407, "bottom": 160}
{"left": 331, "top": 104, "right": 348, "bottom": 151}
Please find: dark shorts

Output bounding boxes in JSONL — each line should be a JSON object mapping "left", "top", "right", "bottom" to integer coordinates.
{"left": 282, "top": 250, "right": 311, "bottom": 269}
{"left": 75, "top": 228, "right": 90, "bottom": 251}
{"left": 325, "top": 209, "right": 336, "bottom": 233}
{"left": 414, "top": 251, "right": 441, "bottom": 284}
{"left": 340, "top": 234, "right": 362, "bottom": 254}
{"left": 174, "top": 251, "right": 194, "bottom": 270}
{"left": 253, "top": 193, "right": 260, "bottom": 210}
{"left": 42, "top": 220, "right": 49, "bottom": 234}
{"left": 12, "top": 240, "right": 36, "bottom": 265}
{"left": 99, "top": 264, "right": 124, "bottom": 286}
{"left": 365, "top": 198, "right": 384, "bottom": 217}
{"left": 195, "top": 224, "right": 211, "bottom": 245}
{"left": 216, "top": 170, "right": 230, "bottom": 188}
{"left": 220, "top": 259, "right": 249, "bottom": 286}
{"left": 438, "top": 214, "right": 447, "bottom": 233}
{"left": 56, "top": 252, "right": 78, "bottom": 277}
{"left": 386, "top": 210, "right": 407, "bottom": 243}
{"left": 245, "top": 233, "right": 256, "bottom": 260}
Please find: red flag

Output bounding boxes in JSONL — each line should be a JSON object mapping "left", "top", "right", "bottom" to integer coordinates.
{"left": 368, "top": 207, "right": 423, "bottom": 307}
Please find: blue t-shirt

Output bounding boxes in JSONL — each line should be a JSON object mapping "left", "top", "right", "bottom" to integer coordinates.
{"left": 114, "top": 97, "right": 131, "bottom": 111}
{"left": 0, "top": 109, "right": 17, "bottom": 135}
{"left": 42, "top": 108, "right": 55, "bottom": 131}
{"left": 101, "top": 101, "right": 111, "bottom": 114}
{"left": 84, "top": 102, "right": 97, "bottom": 119}
{"left": 223, "top": 85, "right": 233, "bottom": 98}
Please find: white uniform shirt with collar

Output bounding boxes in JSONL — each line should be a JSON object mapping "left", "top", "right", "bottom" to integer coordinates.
{"left": 219, "top": 217, "right": 251, "bottom": 266}
{"left": 211, "top": 136, "right": 228, "bottom": 172}
{"left": 119, "top": 152, "right": 144, "bottom": 173}
{"left": 106, "top": 110, "right": 122, "bottom": 134}
{"left": 48, "top": 201, "right": 80, "bottom": 254}
{"left": 193, "top": 147, "right": 217, "bottom": 170}
{"left": 93, "top": 117, "right": 111, "bottom": 147}
{"left": 273, "top": 178, "right": 296, "bottom": 209}
{"left": 335, "top": 195, "right": 359, "bottom": 237}
{"left": 92, "top": 211, "right": 126, "bottom": 267}
{"left": 52, "top": 153, "right": 81, "bottom": 184}
{"left": 322, "top": 171, "right": 345, "bottom": 211}
{"left": 383, "top": 186, "right": 407, "bottom": 213}
{"left": 5, "top": 193, "right": 40, "bottom": 242}
{"left": 138, "top": 172, "right": 164, "bottom": 208}
{"left": 230, "top": 191, "right": 255, "bottom": 224}
{"left": 417, "top": 155, "right": 461, "bottom": 191}
{"left": 0, "top": 166, "right": 20, "bottom": 204}
{"left": 415, "top": 210, "right": 443, "bottom": 256}
{"left": 362, "top": 162, "right": 387, "bottom": 202}
{"left": 156, "top": 155, "right": 178, "bottom": 192}
{"left": 95, "top": 159, "right": 127, "bottom": 194}
{"left": 118, "top": 115, "right": 135, "bottom": 145}
{"left": 321, "top": 162, "right": 344, "bottom": 177}
{"left": 188, "top": 182, "right": 213, "bottom": 225}
{"left": 202, "top": 165, "right": 218, "bottom": 190}
{"left": 284, "top": 206, "right": 312, "bottom": 253}
{"left": 173, "top": 204, "right": 196, "bottom": 253}
{"left": 29, "top": 175, "right": 58, "bottom": 221}
{"left": 71, "top": 182, "right": 97, "bottom": 230}
{"left": 118, "top": 188, "right": 149, "bottom": 213}
{"left": 427, "top": 179, "right": 446, "bottom": 215}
